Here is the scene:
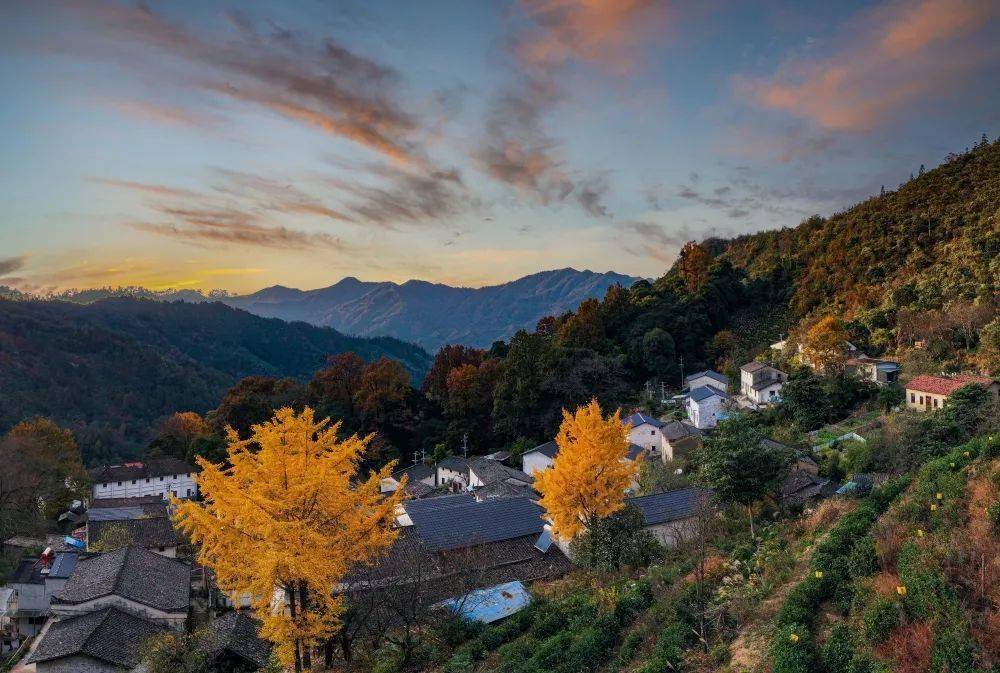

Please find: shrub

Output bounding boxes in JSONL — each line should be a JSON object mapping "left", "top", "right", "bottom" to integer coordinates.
{"left": 821, "top": 623, "right": 854, "bottom": 672}
{"left": 862, "top": 597, "right": 900, "bottom": 645}
{"left": 772, "top": 623, "right": 815, "bottom": 673}
{"left": 636, "top": 622, "right": 686, "bottom": 673}
{"left": 929, "top": 623, "right": 978, "bottom": 673}
{"left": 613, "top": 631, "right": 642, "bottom": 670}
{"left": 848, "top": 534, "right": 879, "bottom": 578}
{"left": 988, "top": 502, "right": 1000, "bottom": 532}
{"left": 443, "top": 649, "right": 475, "bottom": 673}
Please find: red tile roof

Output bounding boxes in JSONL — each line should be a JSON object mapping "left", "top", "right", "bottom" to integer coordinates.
{"left": 906, "top": 374, "right": 995, "bottom": 396}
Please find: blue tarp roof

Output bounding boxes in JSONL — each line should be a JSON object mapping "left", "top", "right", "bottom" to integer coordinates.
{"left": 440, "top": 581, "right": 532, "bottom": 624}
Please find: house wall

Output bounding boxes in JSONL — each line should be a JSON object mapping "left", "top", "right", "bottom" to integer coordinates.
{"left": 35, "top": 654, "right": 121, "bottom": 673}
{"left": 521, "top": 453, "right": 553, "bottom": 477}
{"left": 628, "top": 424, "right": 664, "bottom": 455}
{"left": 644, "top": 518, "right": 697, "bottom": 548}
{"left": 436, "top": 466, "right": 467, "bottom": 488}
{"left": 686, "top": 397, "right": 723, "bottom": 430}
{"left": 749, "top": 381, "right": 783, "bottom": 405}
{"left": 50, "top": 596, "right": 186, "bottom": 630}
{"left": 906, "top": 389, "right": 948, "bottom": 412}
{"left": 92, "top": 473, "right": 196, "bottom": 501}
{"left": 662, "top": 436, "right": 699, "bottom": 464}
{"left": 687, "top": 375, "right": 726, "bottom": 393}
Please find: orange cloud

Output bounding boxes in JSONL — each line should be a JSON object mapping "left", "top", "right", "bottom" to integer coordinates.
{"left": 106, "top": 99, "right": 221, "bottom": 129}
{"left": 737, "top": 0, "right": 1000, "bottom": 131}
{"left": 516, "top": 0, "right": 668, "bottom": 72}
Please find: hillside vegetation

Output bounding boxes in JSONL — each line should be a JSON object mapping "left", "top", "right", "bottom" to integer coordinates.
{"left": 0, "top": 298, "right": 430, "bottom": 463}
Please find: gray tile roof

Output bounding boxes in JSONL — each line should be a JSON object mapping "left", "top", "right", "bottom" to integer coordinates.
{"left": 403, "top": 494, "right": 477, "bottom": 518}
{"left": 689, "top": 385, "right": 728, "bottom": 402}
{"left": 89, "top": 457, "right": 195, "bottom": 484}
{"left": 626, "top": 443, "right": 647, "bottom": 460}
{"left": 685, "top": 370, "right": 729, "bottom": 386}
{"left": 88, "top": 516, "right": 180, "bottom": 550}
{"left": 206, "top": 611, "right": 272, "bottom": 669}
{"left": 662, "top": 420, "right": 701, "bottom": 442}
{"left": 624, "top": 412, "right": 665, "bottom": 429}
{"left": 6, "top": 552, "right": 78, "bottom": 585}
{"left": 408, "top": 497, "right": 546, "bottom": 552}
{"left": 393, "top": 462, "right": 435, "bottom": 482}
{"left": 474, "top": 480, "right": 539, "bottom": 501}
{"left": 27, "top": 606, "right": 165, "bottom": 667}
{"left": 468, "top": 458, "right": 533, "bottom": 486}
{"left": 90, "top": 496, "right": 167, "bottom": 509}
{"left": 53, "top": 546, "right": 190, "bottom": 612}
{"left": 628, "top": 487, "right": 714, "bottom": 526}
{"left": 525, "top": 440, "right": 558, "bottom": 459}
{"left": 741, "top": 361, "right": 767, "bottom": 373}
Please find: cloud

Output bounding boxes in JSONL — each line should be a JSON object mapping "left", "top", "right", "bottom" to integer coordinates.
{"left": 576, "top": 176, "right": 610, "bottom": 218}
{"left": 90, "top": 178, "right": 201, "bottom": 200}
{"left": 212, "top": 171, "right": 354, "bottom": 222}
{"left": 131, "top": 206, "right": 348, "bottom": 252}
{"left": 475, "top": 0, "right": 667, "bottom": 211}
{"left": 329, "top": 163, "right": 477, "bottom": 227}
{"left": 0, "top": 256, "right": 27, "bottom": 276}
{"left": 51, "top": 1, "right": 423, "bottom": 163}
{"left": 105, "top": 99, "right": 221, "bottom": 129}
{"left": 736, "top": 0, "right": 1000, "bottom": 131}
{"left": 619, "top": 221, "right": 720, "bottom": 264}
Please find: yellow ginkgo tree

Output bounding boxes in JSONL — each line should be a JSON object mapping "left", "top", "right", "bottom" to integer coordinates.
{"left": 172, "top": 407, "right": 404, "bottom": 671}
{"left": 534, "top": 399, "right": 638, "bottom": 539}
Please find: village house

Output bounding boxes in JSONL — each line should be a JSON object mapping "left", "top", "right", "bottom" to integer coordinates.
{"left": 88, "top": 458, "right": 197, "bottom": 502}
{"left": 25, "top": 606, "right": 166, "bottom": 673}
{"left": 624, "top": 412, "right": 667, "bottom": 458}
{"left": 1, "top": 550, "right": 78, "bottom": 642}
{"left": 686, "top": 386, "right": 728, "bottom": 429}
{"left": 845, "top": 356, "right": 901, "bottom": 386}
{"left": 740, "top": 362, "right": 788, "bottom": 406}
{"left": 381, "top": 462, "right": 437, "bottom": 498}
{"left": 520, "top": 435, "right": 647, "bottom": 477}
{"left": 684, "top": 370, "right": 729, "bottom": 394}
{"left": 84, "top": 497, "right": 180, "bottom": 557}
{"left": 659, "top": 421, "right": 702, "bottom": 462}
{"left": 905, "top": 374, "right": 1000, "bottom": 411}
{"left": 20, "top": 546, "right": 191, "bottom": 672}
{"left": 200, "top": 610, "right": 273, "bottom": 672}
{"left": 627, "top": 487, "right": 714, "bottom": 548}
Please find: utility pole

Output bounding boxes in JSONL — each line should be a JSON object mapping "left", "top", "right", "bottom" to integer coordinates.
{"left": 660, "top": 381, "right": 666, "bottom": 404}
{"left": 462, "top": 433, "right": 468, "bottom": 458}
{"left": 412, "top": 451, "right": 420, "bottom": 466}
{"left": 679, "top": 355, "right": 684, "bottom": 387}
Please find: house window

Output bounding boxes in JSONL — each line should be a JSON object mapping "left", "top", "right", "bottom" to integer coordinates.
{"left": 910, "top": 393, "right": 915, "bottom": 403}
{"left": 919, "top": 396, "right": 924, "bottom": 404}
{"left": 933, "top": 398, "right": 939, "bottom": 408}
{"left": 131, "top": 480, "right": 136, "bottom": 484}
{"left": 158, "top": 547, "right": 165, "bottom": 553}
{"left": 117, "top": 481, "right": 122, "bottom": 486}
{"left": 159, "top": 477, "right": 164, "bottom": 482}
{"left": 186, "top": 489, "right": 191, "bottom": 497}
{"left": 145, "top": 478, "right": 150, "bottom": 483}
{"left": 650, "top": 430, "right": 655, "bottom": 435}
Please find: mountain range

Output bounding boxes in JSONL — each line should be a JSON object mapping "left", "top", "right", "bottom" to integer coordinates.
{"left": 52, "top": 268, "right": 640, "bottom": 352}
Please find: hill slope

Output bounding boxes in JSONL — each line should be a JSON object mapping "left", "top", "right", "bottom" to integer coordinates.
{"left": 0, "top": 298, "right": 431, "bottom": 463}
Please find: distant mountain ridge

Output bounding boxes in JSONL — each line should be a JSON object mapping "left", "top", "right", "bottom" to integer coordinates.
{"left": 51, "top": 268, "right": 641, "bottom": 351}
{"left": 226, "top": 268, "right": 640, "bottom": 350}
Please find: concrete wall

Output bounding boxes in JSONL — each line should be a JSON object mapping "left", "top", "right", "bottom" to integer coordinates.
{"left": 645, "top": 517, "right": 697, "bottom": 548}
{"left": 628, "top": 424, "right": 664, "bottom": 455}
{"left": 50, "top": 596, "right": 186, "bottom": 630}
{"left": 92, "top": 473, "right": 196, "bottom": 501}
{"left": 687, "top": 375, "right": 726, "bottom": 393}
{"left": 906, "top": 389, "right": 947, "bottom": 411}
{"left": 521, "top": 452, "right": 553, "bottom": 477}
{"left": 686, "top": 396, "right": 723, "bottom": 429}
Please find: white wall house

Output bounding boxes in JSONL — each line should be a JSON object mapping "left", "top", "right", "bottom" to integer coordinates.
{"left": 686, "top": 387, "right": 727, "bottom": 429}
{"left": 905, "top": 374, "right": 1000, "bottom": 412}
{"left": 684, "top": 370, "right": 729, "bottom": 394}
{"left": 521, "top": 441, "right": 558, "bottom": 477}
{"left": 623, "top": 412, "right": 666, "bottom": 457}
{"left": 89, "top": 458, "right": 197, "bottom": 502}
{"left": 740, "top": 362, "right": 787, "bottom": 406}
{"left": 0, "top": 552, "right": 77, "bottom": 639}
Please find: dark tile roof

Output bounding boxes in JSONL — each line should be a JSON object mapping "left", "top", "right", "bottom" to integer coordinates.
{"left": 88, "top": 458, "right": 195, "bottom": 484}
{"left": 468, "top": 458, "right": 533, "bottom": 486}
{"left": 751, "top": 377, "right": 783, "bottom": 391}
{"left": 624, "top": 412, "right": 665, "bottom": 429}
{"left": 26, "top": 606, "right": 165, "bottom": 667}
{"left": 525, "top": 440, "right": 558, "bottom": 459}
{"left": 403, "top": 494, "right": 477, "bottom": 518}
{"left": 5, "top": 553, "right": 78, "bottom": 585}
{"left": 53, "top": 545, "right": 190, "bottom": 612}
{"left": 760, "top": 438, "right": 792, "bottom": 451}
{"left": 628, "top": 487, "right": 714, "bottom": 526}
{"left": 393, "top": 462, "right": 435, "bottom": 482}
{"left": 685, "top": 370, "right": 729, "bottom": 385}
{"left": 780, "top": 470, "right": 834, "bottom": 506}
{"left": 90, "top": 496, "right": 167, "bottom": 509}
{"left": 662, "top": 420, "right": 701, "bottom": 442}
{"left": 408, "top": 497, "right": 546, "bottom": 552}
{"left": 88, "top": 516, "right": 179, "bottom": 550}
{"left": 88, "top": 501, "right": 169, "bottom": 522}
{"left": 206, "top": 611, "right": 273, "bottom": 668}
{"left": 474, "top": 480, "right": 539, "bottom": 501}
{"left": 405, "top": 481, "right": 436, "bottom": 498}
{"left": 626, "top": 444, "right": 647, "bottom": 460}
{"left": 689, "top": 385, "right": 728, "bottom": 402}
{"left": 437, "top": 456, "right": 472, "bottom": 472}
{"left": 741, "top": 361, "right": 767, "bottom": 373}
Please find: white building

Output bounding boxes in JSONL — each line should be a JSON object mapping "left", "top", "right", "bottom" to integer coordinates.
{"left": 521, "top": 441, "right": 558, "bottom": 477}
{"left": 685, "top": 386, "right": 728, "bottom": 429}
{"left": 628, "top": 487, "right": 714, "bottom": 548}
{"left": 0, "top": 551, "right": 78, "bottom": 640}
{"left": 623, "top": 412, "right": 667, "bottom": 458}
{"left": 683, "top": 370, "right": 729, "bottom": 394}
{"left": 88, "top": 458, "right": 197, "bottom": 501}
{"left": 740, "top": 362, "right": 788, "bottom": 406}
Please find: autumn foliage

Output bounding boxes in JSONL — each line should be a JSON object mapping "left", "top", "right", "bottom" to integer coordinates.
{"left": 801, "top": 315, "right": 850, "bottom": 373}
{"left": 535, "top": 399, "right": 638, "bottom": 539}
{"left": 172, "top": 407, "right": 404, "bottom": 670}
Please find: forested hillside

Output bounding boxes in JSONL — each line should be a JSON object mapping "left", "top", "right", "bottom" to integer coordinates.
{"left": 0, "top": 298, "right": 431, "bottom": 464}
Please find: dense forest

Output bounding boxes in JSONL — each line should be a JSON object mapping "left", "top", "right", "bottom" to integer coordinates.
{"left": 0, "top": 298, "right": 431, "bottom": 464}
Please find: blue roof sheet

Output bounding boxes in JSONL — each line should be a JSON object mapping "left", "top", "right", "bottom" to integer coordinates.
{"left": 624, "top": 412, "right": 664, "bottom": 429}
{"left": 685, "top": 370, "right": 729, "bottom": 385}
{"left": 441, "top": 581, "right": 532, "bottom": 624}
{"left": 689, "top": 385, "right": 727, "bottom": 402}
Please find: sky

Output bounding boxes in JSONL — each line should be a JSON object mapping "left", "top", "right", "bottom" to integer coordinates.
{"left": 1, "top": 0, "right": 999, "bottom": 293}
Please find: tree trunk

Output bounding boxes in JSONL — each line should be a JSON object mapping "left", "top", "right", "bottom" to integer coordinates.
{"left": 747, "top": 504, "right": 755, "bottom": 538}
{"left": 287, "top": 585, "right": 302, "bottom": 673}
{"left": 340, "top": 631, "right": 353, "bottom": 663}
{"left": 299, "top": 581, "right": 312, "bottom": 670}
